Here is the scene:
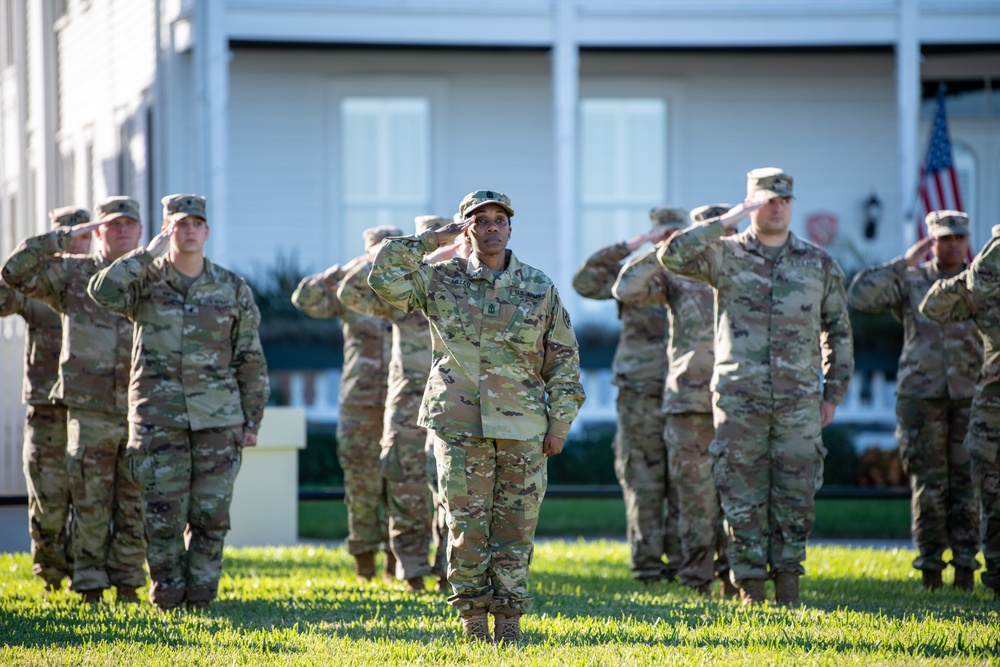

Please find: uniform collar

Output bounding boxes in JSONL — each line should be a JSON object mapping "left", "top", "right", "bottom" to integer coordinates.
{"left": 465, "top": 249, "right": 516, "bottom": 283}
{"left": 736, "top": 228, "right": 809, "bottom": 257}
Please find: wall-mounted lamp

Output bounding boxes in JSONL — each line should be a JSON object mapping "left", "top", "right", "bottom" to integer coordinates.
{"left": 863, "top": 192, "right": 882, "bottom": 240}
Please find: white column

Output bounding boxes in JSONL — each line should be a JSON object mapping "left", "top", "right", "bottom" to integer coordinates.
{"left": 197, "top": 0, "right": 230, "bottom": 265}
{"left": 896, "top": 0, "right": 920, "bottom": 251}
{"left": 553, "top": 0, "right": 578, "bottom": 296}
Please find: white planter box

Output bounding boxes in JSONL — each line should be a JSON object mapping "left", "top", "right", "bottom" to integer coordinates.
{"left": 228, "top": 406, "right": 307, "bottom": 548}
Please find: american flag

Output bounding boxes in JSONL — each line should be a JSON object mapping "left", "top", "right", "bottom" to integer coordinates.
{"left": 916, "top": 84, "right": 964, "bottom": 240}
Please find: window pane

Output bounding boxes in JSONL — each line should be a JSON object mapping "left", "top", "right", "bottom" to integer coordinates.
{"left": 340, "top": 97, "right": 430, "bottom": 249}
{"left": 578, "top": 98, "right": 667, "bottom": 319}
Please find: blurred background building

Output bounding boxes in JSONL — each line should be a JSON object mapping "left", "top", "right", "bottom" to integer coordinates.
{"left": 1, "top": 0, "right": 999, "bottom": 494}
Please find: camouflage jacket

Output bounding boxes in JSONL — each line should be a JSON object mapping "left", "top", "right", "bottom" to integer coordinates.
{"left": 1, "top": 229, "right": 132, "bottom": 415}
{"left": 88, "top": 250, "right": 270, "bottom": 433}
{"left": 337, "top": 261, "right": 432, "bottom": 406}
{"left": 613, "top": 248, "right": 714, "bottom": 413}
{"left": 571, "top": 242, "right": 667, "bottom": 395}
{"left": 369, "top": 230, "right": 586, "bottom": 441}
{"left": 849, "top": 257, "right": 981, "bottom": 400}
{"left": 0, "top": 279, "right": 63, "bottom": 406}
{"left": 658, "top": 220, "right": 854, "bottom": 404}
{"left": 920, "top": 225, "right": 1000, "bottom": 407}
{"left": 291, "top": 266, "right": 391, "bottom": 407}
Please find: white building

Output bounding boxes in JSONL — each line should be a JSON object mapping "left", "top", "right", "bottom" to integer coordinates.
{"left": 1, "top": 0, "right": 999, "bottom": 493}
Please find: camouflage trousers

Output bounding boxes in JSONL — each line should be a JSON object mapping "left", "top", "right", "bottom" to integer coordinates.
{"left": 711, "top": 395, "right": 825, "bottom": 583}
{"left": 614, "top": 387, "right": 680, "bottom": 581}
{"left": 966, "top": 405, "right": 1000, "bottom": 591}
{"left": 337, "top": 404, "right": 388, "bottom": 556}
{"left": 434, "top": 431, "right": 545, "bottom": 616}
{"left": 425, "top": 431, "right": 448, "bottom": 580}
{"left": 129, "top": 423, "right": 243, "bottom": 607}
{"left": 66, "top": 408, "right": 145, "bottom": 592}
{"left": 664, "top": 411, "right": 728, "bottom": 589}
{"left": 896, "top": 397, "right": 979, "bottom": 572}
{"left": 381, "top": 391, "right": 433, "bottom": 579}
{"left": 22, "top": 403, "right": 71, "bottom": 586}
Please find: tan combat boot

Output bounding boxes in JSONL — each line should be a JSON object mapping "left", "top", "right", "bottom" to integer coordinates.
{"left": 719, "top": 576, "right": 739, "bottom": 599}
{"left": 493, "top": 612, "right": 522, "bottom": 645}
{"left": 460, "top": 610, "right": 492, "bottom": 643}
{"left": 953, "top": 566, "right": 975, "bottom": 592}
{"left": 116, "top": 585, "right": 140, "bottom": 604}
{"left": 774, "top": 572, "right": 800, "bottom": 605}
{"left": 738, "top": 578, "right": 766, "bottom": 605}
{"left": 406, "top": 576, "right": 425, "bottom": 592}
{"left": 922, "top": 569, "right": 943, "bottom": 591}
{"left": 354, "top": 552, "right": 376, "bottom": 581}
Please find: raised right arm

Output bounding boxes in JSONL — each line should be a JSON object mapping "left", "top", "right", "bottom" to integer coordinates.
{"left": 290, "top": 265, "right": 345, "bottom": 320}
{"left": 337, "top": 261, "right": 398, "bottom": 319}
{"left": 0, "top": 229, "right": 73, "bottom": 310}
{"left": 846, "top": 259, "right": 905, "bottom": 318}
{"left": 656, "top": 219, "right": 725, "bottom": 287}
{"left": 367, "top": 232, "right": 436, "bottom": 314}
{"left": 611, "top": 247, "right": 669, "bottom": 306}
{"left": 571, "top": 243, "right": 630, "bottom": 300}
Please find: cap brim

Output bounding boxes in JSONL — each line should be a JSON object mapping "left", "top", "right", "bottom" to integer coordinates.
{"left": 929, "top": 225, "right": 968, "bottom": 238}
{"left": 97, "top": 212, "right": 140, "bottom": 223}
{"left": 464, "top": 200, "right": 514, "bottom": 218}
{"left": 167, "top": 211, "right": 207, "bottom": 221}
{"left": 752, "top": 189, "right": 795, "bottom": 202}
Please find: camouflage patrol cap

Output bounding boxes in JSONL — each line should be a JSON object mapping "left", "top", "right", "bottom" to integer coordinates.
{"left": 363, "top": 225, "right": 404, "bottom": 247}
{"left": 648, "top": 206, "right": 688, "bottom": 229}
{"left": 459, "top": 190, "right": 514, "bottom": 218}
{"left": 415, "top": 215, "right": 451, "bottom": 234}
{"left": 690, "top": 203, "right": 732, "bottom": 223}
{"left": 162, "top": 193, "right": 207, "bottom": 221}
{"left": 48, "top": 206, "right": 91, "bottom": 228}
{"left": 747, "top": 167, "right": 794, "bottom": 201}
{"left": 95, "top": 196, "right": 140, "bottom": 223}
{"left": 925, "top": 210, "right": 969, "bottom": 238}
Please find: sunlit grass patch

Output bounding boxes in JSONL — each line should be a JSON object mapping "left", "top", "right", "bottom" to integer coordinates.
{"left": 1, "top": 541, "right": 997, "bottom": 666}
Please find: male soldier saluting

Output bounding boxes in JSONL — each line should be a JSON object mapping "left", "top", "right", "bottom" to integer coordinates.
{"left": 369, "top": 190, "right": 585, "bottom": 644}
{"left": 921, "top": 216, "right": 1000, "bottom": 598}
{"left": 659, "top": 169, "right": 854, "bottom": 605}
{"left": 88, "top": 194, "right": 269, "bottom": 611}
{"left": 0, "top": 206, "right": 91, "bottom": 594}
{"left": 292, "top": 227, "right": 396, "bottom": 581}
{"left": 613, "top": 203, "right": 736, "bottom": 597}
{"left": 2, "top": 197, "right": 146, "bottom": 605}
{"left": 849, "top": 211, "right": 981, "bottom": 591}
{"left": 572, "top": 207, "right": 682, "bottom": 584}
{"left": 337, "top": 215, "right": 454, "bottom": 592}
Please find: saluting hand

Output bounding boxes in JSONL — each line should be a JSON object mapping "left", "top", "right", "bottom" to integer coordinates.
{"left": 433, "top": 218, "right": 471, "bottom": 246}
{"left": 719, "top": 198, "right": 767, "bottom": 229}
{"left": 145, "top": 221, "right": 175, "bottom": 257}
{"left": 904, "top": 236, "right": 935, "bottom": 268}
{"left": 68, "top": 220, "right": 103, "bottom": 238}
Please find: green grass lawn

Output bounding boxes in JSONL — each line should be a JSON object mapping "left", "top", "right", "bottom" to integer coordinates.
{"left": 300, "top": 497, "right": 912, "bottom": 540}
{"left": 2, "top": 541, "right": 995, "bottom": 666}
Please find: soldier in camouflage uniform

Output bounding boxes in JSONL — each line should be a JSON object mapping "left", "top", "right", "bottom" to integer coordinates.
{"left": 0, "top": 206, "right": 91, "bottom": 593}
{"left": 292, "top": 227, "right": 396, "bottom": 581}
{"left": 848, "top": 211, "right": 981, "bottom": 591}
{"left": 572, "top": 208, "right": 681, "bottom": 583}
{"left": 921, "top": 217, "right": 1000, "bottom": 598}
{"left": 88, "top": 194, "right": 269, "bottom": 610}
{"left": 2, "top": 197, "right": 146, "bottom": 605}
{"left": 659, "top": 169, "right": 854, "bottom": 605}
{"left": 337, "top": 215, "right": 454, "bottom": 592}
{"left": 613, "top": 203, "right": 736, "bottom": 597}
{"left": 369, "top": 190, "right": 585, "bottom": 644}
